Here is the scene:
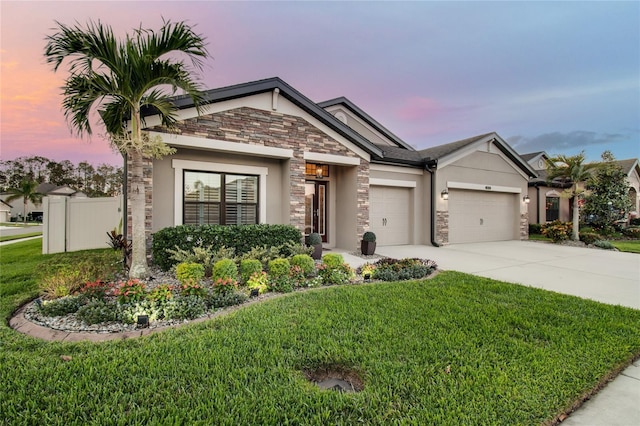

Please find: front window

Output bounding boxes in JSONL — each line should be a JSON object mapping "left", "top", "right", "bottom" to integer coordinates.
{"left": 546, "top": 197, "right": 559, "bottom": 222}
{"left": 184, "top": 170, "right": 258, "bottom": 225}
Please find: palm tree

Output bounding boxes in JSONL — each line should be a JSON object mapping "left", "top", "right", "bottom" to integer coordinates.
{"left": 546, "top": 152, "right": 596, "bottom": 241}
{"left": 5, "top": 179, "right": 43, "bottom": 223}
{"left": 44, "top": 20, "right": 208, "bottom": 278}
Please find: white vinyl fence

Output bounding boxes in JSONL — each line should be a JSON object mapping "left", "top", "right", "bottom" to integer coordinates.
{"left": 42, "top": 195, "right": 123, "bottom": 254}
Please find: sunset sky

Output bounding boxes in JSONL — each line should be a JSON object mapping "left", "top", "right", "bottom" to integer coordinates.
{"left": 1, "top": 1, "right": 638, "bottom": 167}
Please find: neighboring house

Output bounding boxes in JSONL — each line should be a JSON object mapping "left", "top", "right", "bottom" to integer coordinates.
{"left": 136, "top": 77, "right": 537, "bottom": 250}
{"left": 0, "top": 200, "right": 12, "bottom": 223}
{"left": 615, "top": 158, "right": 640, "bottom": 219}
{"left": 0, "top": 183, "right": 86, "bottom": 221}
{"left": 522, "top": 152, "right": 640, "bottom": 225}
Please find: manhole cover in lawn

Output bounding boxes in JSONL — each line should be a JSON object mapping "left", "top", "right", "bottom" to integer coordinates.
{"left": 304, "top": 365, "right": 364, "bottom": 393}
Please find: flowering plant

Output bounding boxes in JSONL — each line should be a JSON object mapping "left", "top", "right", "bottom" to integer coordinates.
{"left": 114, "top": 279, "right": 146, "bottom": 303}
{"left": 180, "top": 281, "right": 207, "bottom": 298}
{"left": 213, "top": 277, "right": 238, "bottom": 295}
{"left": 79, "top": 280, "right": 112, "bottom": 300}
{"left": 148, "top": 284, "right": 175, "bottom": 303}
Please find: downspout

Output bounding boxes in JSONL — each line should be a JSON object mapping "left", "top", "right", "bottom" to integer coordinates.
{"left": 425, "top": 159, "right": 441, "bottom": 247}
{"left": 536, "top": 184, "right": 540, "bottom": 224}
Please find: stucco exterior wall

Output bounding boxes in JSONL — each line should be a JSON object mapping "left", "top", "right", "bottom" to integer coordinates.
{"left": 369, "top": 167, "right": 429, "bottom": 244}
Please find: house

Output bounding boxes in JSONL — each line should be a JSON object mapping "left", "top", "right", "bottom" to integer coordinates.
{"left": 137, "top": 77, "right": 537, "bottom": 251}
{"left": 0, "top": 200, "right": 11, "bottom": 223}
{"left": 523, "top": 152, "right": 640, "bottom": 225}
{"left": 0, "top": 183, "right": 86, "bottom": 221}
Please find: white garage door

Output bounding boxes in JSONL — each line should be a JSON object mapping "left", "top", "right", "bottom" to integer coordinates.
{"left": 448, "top": 189, "right": 517, "bottom": 244}
{"left": 370, "top": 186, "right": 411, "bottom": 245}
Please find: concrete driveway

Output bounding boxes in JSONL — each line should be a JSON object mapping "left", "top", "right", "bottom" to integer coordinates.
{"left": 376, "top": 240, "right": 640, "bottom": 309}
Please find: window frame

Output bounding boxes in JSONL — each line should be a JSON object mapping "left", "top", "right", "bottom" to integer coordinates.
{"left": 183, "top": 170, "right": 259, "bottom": 226}
{"left": 172, "top": 160, "right": 268, "bottom": 226}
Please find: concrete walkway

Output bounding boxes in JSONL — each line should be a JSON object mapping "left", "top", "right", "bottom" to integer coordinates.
{"left": 370, "top": 241, "right": 640, "bottom": 425}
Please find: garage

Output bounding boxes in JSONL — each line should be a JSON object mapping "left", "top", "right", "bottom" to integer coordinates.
{"left": 370, "top": 186, "right": 411, "bottom": 245}
{"left": 448, "top": 189, "right": 517, "bottom": 244}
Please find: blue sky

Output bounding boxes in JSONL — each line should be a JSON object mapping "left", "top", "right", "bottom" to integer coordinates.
{"left": 1, "top": 1, "right": 638, "bottom": 165}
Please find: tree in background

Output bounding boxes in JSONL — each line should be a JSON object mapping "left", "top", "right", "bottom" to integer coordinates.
{"left": 546, "top": 152, "right": 597, "bottom": 241}
{"left": 583, "top": 151, "right": 633, "bottom": 230}
{"left": 0, "top": 157, "right": 122, "bottom": 196}
{"left": 44, "top": 19, "right": 208, "bottom": 278}
{"left": 4, "top": 179, "right": 44, "bottom": 223}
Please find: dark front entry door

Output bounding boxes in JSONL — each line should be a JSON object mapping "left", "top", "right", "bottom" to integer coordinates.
{"left": 305, "top": 181, "right": 327, "bottom": 242}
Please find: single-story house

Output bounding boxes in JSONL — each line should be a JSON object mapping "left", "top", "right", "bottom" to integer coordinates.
{"left": 0, "top": 200, "right": 12, "bottom": 223}
{"left": 523, "top": 152, "right": 640, "bottom": 225}
{"left": 136, "top": 77, "right": 537, "bottom": 251}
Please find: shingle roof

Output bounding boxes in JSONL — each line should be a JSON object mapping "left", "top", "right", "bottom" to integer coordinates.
{"left": 148, "top": 77, "right": 384, "bottom": 158}
{"left": 520, "top": 151, "right": 545, "bottom": 162}
{"left": 372, "top": 144, "right": 424, "bottom": 166}
{"left": 615, "top": 158, "right": 639, "bottom": 175}
{"left": 318, "top": 97, "right": 415, "bottom": 151}
{"left": 418, "top": 133, "right": 494, "bottom": 160}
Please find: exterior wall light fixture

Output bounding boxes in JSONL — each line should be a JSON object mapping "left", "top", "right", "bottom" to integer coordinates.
{"left": 523, "top": 195, "right": 530, "bottom": 204}
{"left": 441, "top": 189, "right": 449, "bottom": 200}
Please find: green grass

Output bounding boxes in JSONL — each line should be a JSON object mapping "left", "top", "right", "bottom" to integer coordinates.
{"left": 611, "top": 240, "right": 640, "bottom": 253}
{"left": 1, "top": 241, "right": 639, "bottom": 424}
{"left": 0, "top": 232, "right": 42, "bottom": 242}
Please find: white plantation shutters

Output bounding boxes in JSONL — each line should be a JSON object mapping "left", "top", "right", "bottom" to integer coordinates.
{"left": 184, "top": 171, "right": 258, "bottom": 225}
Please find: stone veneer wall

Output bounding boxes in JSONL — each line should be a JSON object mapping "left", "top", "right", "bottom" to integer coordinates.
{"left": 138, "top": 106, "right": 367, "bottom": 249}
{"left": 520, "top": 212, "right": 529, "bottom": 240}
{"left": 435, "top": 210, "right": 449, "bottom": 245}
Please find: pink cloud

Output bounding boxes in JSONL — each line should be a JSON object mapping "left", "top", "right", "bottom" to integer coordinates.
{"left": 396, "top": 96, "right": 445, "bottom": 121}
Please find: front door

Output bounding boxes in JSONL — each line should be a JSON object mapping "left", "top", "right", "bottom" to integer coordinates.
{"left": 305, "top": 181, "right": 328, "bottom": 242}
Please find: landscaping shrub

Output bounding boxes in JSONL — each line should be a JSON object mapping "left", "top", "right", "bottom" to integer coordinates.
{"left": 240, "top": 259, "right": 263, "bottom": 284}
{"left": 364, "top": 258, "right": 438, "bottom": 282}
{"left": 623, "top": 227, "right": 640, "bottom": 239}
{"left": 321, "top": 253, "right": 344, "bottom": 268}
{"left": 213, "top": 277, "right": 238, "bottom": 296}
{"left": 176, "top": 262, "right": 205, "bottom": 285}
{"left": 528, "top": 223, "right": 542, "bottom": 235}
{"left": 268, "top": 258, "right": 291, "bottom": 278}
{"left": 79, "top": 280, "right": 112, "bottom": 301}
{"left": 594, "top": 240, "right": 615, "bottom": 250}
{"left": 38, "top": 295, "right": 85, "bottom": 317}
{"left": 164, "top": 296, "right": 207, "bottom": 320}
{"left": 76, "top": 300, "right": 121, "bottom": 324}
{"left": 206, "top": 291, "right": 248, "bottom": 309}
{"left": 38, "top": 268, "right": 88, "bottom": 299}
{"left": 152, "top": 224, "right": 302, "bottom": 271}
{"left": 212, "top": 259, "right": 238, "bottom": 282}
{"left": 120, "top": 300, "right": 164, "bottom": 323}
{"left": 147, "top": 284, "right": 174, "bottom": 303}
{"left": 238, "top": 245, "right": 283, "bottom": 269}
{"left": 280, "top": 241, "right": 313, "bottom": 257}
{"left": 362, "top": 231, "right": 376, "bottom": 242}
{"left": 318, "top": 254, "right": 354, "bottom": 286}
{"left": 290, "top": 254, "right": 315, "bottom": 277}
{"left": 114, "top": 279, "right": 146, "bottom": 304}
{"left": 168, "top": 244, "right": 235, "bottom": 277}
{"left": 268, "top": 276, "right": 295, "bottom": 293}
{"left": 179, "top": 281, "right": 207, "bottom": 298}
{"left": 246, "top": 271, "right": 269, "bottom": 294}
{"left": 541, "top": 220, "right": 572, "bottom": 243}
{"left": 579, "top": 232, "right": 601, "bottom": 245}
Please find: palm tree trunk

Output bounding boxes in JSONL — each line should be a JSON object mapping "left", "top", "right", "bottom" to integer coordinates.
{"left": 128, "top": 110, "right": 149, "bottom": 279}
{"left": 23, "top": 197, "right": 28, "bottom": 224}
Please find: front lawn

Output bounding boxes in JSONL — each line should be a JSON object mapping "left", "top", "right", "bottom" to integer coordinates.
{"left": 0, "top": 232, "right": 42, "bottom": 242}
{"left": 1, "top": 240, "right": 639, "bottom": 424}
{"left": 611, "top": 240, "right": 640, "bottom": 254}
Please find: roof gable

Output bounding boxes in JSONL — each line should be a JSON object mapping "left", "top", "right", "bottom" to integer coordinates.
{"left": 318, "top": 97, "right": 414, "bottom": 151}
{"left": 420, "top": 132, "right": 537, "bottom": 178}
{"left": 148, "top": 77, "right": 383, "bottom": 158}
